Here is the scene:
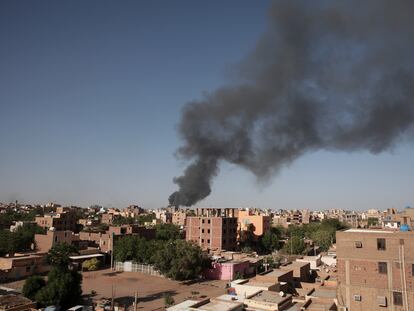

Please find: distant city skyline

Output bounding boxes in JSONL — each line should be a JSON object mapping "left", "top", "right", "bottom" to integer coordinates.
{"left": 1, "top": 1, "right": 413, "bottom": 210}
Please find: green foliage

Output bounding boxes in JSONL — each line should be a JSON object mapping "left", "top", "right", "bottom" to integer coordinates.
{"left": 0, "top": 224, "right": 44, "bottom": 256}
{"left": 283, "top": 235, "right": 305, "bottom": 255}
{"left": 35, "top": 267, "right": 82, "bottom": 309}
{"left": 261, "top": 230, "right": 280, "bottom": 253}
{"left": 25, "top": 243, "right": 82, "bottom": 309}
{"left": 310, "top": 229, "right": 333, "bottom": 251}
{"left": 22, "top": 275, "right": 46, "bottom": 300}
{"left": 35, "top": 243, "right": 82, "bottom": 308}
{"left": 82, "top": 257, "right": 100, "bottom": 271}
{"left": 112, "top": 216, "right": 135, "bottom": 226}
{"left": 0, "top": 208, "right": 43, "bottom": 230}
{"left": 113, "top": 236, "right": 161, "bottom": 263}
{"left": 47, "top": 243, "right": 79, "bottom": 268}
{"left": 137, "top": 213, "right": 155, "bottom": 225}
{"left": 163, "top": 293, "right": 175, "bottom": 307}
{"left": 155, "top": 223, "right": 181, "bottom": 240}
{"left": 153, "top": 240, "right": 205, "bottom": 281}
{"left": 367, "top": 217, "right": 379, "bottom": 227}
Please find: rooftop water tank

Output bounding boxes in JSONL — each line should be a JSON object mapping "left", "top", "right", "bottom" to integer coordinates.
{"left": 400, "top": 224, "right": 410, "bottom": 232}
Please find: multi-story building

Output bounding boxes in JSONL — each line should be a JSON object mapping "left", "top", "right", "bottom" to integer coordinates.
{"left": 34, "top": 229, "right": 87, "bottom": 253}
{"left": 238, "top": 209, "right": 271, "bottom": 241}
{"left": 79, "top": 225, "right": 155, "bottom": 253}
{"left": 172, "top": 209, "right": 187, "bottom": 227}
{"left": 337, "top": 228, "right": 414, "bottom": 310}
{"left": 186, "top": 208, "right": 238, "bottom": 251}
{"left": 35, "top": 207, "right": 77, "bottom": 232}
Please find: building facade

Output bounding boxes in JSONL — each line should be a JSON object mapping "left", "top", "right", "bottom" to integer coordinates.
{"left": 337, "top": 228, "right": 414, "bottom": 311}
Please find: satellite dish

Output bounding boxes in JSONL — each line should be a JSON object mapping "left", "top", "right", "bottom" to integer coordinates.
{"left": 279, "top": 291, "right": 285, "bottom": 297}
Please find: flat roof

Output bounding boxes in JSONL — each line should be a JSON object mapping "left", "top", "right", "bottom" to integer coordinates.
{"left": 69, "top": 254, "right": 104, "bottom": 260}
{"left": 248, "top": 291, "right": 291, "bottom": 304}
{"left": 345, "top": 229, "right": 394, "bottom": 234}
{"left": 166, "top": 300, "right": 199, "bottom": 311}
{"left": 197, "top": 300, "right": 243, "bottom": 311}
{"left": 308, "top": 289, "right": 337, "bottom": 299}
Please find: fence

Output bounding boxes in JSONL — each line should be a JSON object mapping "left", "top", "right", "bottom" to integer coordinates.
{"left": 114, "top": 261, "right": 163, "bottom": 277}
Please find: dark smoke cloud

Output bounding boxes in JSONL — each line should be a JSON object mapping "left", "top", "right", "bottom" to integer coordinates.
{"left": 169, "top": 0, "right": 414, "bottom": 207}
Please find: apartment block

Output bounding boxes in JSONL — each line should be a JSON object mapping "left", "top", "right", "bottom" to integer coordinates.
{"left": 238, "top": 209, "right": 271, "bottom": 240}
{"left": 186, "top": 216, "right": 238, "bottom": 251}
{"left": 337, "top": 228, "right": 414, "bottom": 311}
{"left": 35, "top": 207, "right": 77, "bottom": 232}
{"left": 34, "top": 230, "right": 85, "bottom": 253}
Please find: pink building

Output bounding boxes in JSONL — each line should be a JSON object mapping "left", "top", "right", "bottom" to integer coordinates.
{"left": 203, "top": 260, "right": 251, "bottom": 280}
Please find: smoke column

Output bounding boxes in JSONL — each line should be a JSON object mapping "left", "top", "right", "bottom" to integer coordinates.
{"left": 169, "top": 0, "right": 414, "bottom": 207}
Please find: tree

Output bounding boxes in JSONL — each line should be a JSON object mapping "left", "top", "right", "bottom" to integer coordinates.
{"left": 311, "top": 229, "right": 333, "bottom": 251}
{"left": 47, "top": 243, "right": 78, "bottom": 268}
{"left": 155, "top": 223, "right": 181, "bottom": 240}
{"left": 153, "top": 240, "right": 204, "bottom": 280}
{"left": 82, "top": 257, "right": 100, "bottom": 271}
{"left": 261, "top": 231, "right": 280, "bottom": 253}
{"left": 33, "top": 243, "right": 82, "bottom": 309}
{"left": 35, "top": 267, "right": 82, "bottom": 309}
{"left": 22, "top": 275, "right": 46, "bottom": 300}
{"left": 283, "top": 235, "right": 305, "bottom": 255}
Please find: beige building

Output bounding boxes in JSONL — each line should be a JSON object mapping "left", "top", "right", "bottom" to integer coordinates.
{"left": 35, "top": 207, "right": 77, "bottom": 232}
{"left": 337, "top": 228, "right": 414, "bottom": 310}
{"left": 0, "top": 254, "right": 48, "bottom": 281}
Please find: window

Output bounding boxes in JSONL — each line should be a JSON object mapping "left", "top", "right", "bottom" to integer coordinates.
{"left": 202, "top": 219, "right": 205, "bottom": 224}
{"left": 378, "top": 262, "right": 387, "bottom": 274}
{"left": 223, "top": 229, "right": 226, "bottom": 234}
{"left": 207, "top": 229, "right": 210, "bottom": 234}
{"left": 377, "top": 238, "right": 386, "bottom": 250}
{"left": 207, "top": 239, "right": 210, "bottom": 243}
{"left": 201, "top": 239, "right": 204, "bottom": 243}
{"left": 355, "top": 241, "right": 362, "bottom": 248}
{"left": 202, "top": 229, "right": 204, "bottom": 233}
{"left": 26, "top": 266, "right": 31, "bottom": 272}
{"left": 208, "top": 220, "right": 210, "bottom": 224}
{"left": 393, "top": 292, "right": 403, "bottom": 306}
{"left": 412, "top": 264, "right": 414, "bottom": 276}
{"left": 377, "top": 296, "right": 387, "bottom": 307}
{"left": 223, "top": 239, "right": 226, "bottom": 244}
{"left": 353, "top": 295, "right": 361, "bottom": 301}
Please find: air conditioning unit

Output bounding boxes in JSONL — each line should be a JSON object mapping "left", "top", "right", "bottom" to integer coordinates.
{"left": 355, "top": 241, "right": 362, "bottom": 248}
{"left": 338, "top": 307, "right": 348, "bottom": 311}
{"left": 353, "top": 294, "right": 362, "bottom": 301}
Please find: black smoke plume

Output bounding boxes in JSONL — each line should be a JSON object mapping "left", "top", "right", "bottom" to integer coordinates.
{"left": 169, "top": 0, "right": 414, "bottom": 207}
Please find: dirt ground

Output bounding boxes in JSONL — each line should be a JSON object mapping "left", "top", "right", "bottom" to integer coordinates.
{"left": 3, "top": 269, "right": 228, "bottom": 311}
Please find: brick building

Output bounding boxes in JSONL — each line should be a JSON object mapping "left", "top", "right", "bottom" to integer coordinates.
{"left": 186, "top": 208, "right": 238, "bottom": 251}
{"left": 337, "top": 228, "right": 414, "bottom": 310}
{"left": 0, "top": 254, "right": 49, "bottom": 281}
{"left": 35, "top": 207, "right": 77, "bottom": 232}
{"left": 34, "top": 229, "right": 86, "bottom": 253}
{"left": 79, "top": 225, "right": 155, "bottom": 253}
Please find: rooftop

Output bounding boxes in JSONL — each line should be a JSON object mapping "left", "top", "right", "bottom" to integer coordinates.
{"left": 248, "top": 291, "right": 291, "bottom": 304}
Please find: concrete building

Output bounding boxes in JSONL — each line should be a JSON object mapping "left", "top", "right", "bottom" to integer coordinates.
{"left": 243, "top": 290, "right": 292, "bottom": 311}
{"left": 79, "top": 225, "right": 155, "bottom": 253}
{"left": 0, "top": 254, "right": 48, "bottom": 281}
{"left": 0, "top": 295, "right": 36, "bottom": 311}
{"left": 337, "top": 228, "right": 414, "bottom": 310}
{"left": 203, "top": 260, "right": 250, "bottom": 280}
{"left": 172, "top": 209, "right": 187, "bottom": 227}
{"left": 35, "top": 207, "right": 77, "bottom": 232}
{"left": 238, "top": 209, "right": 271, "bottom": 241}
{"left": 186, "top": 208, "right": 238, "bottom": 251}
{"left": 34, "top": 229, "right": 86, "bottom": 253}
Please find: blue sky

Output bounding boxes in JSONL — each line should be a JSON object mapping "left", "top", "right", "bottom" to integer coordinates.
{"left": 1, "top": 1, "right": 413, "bottom": 210}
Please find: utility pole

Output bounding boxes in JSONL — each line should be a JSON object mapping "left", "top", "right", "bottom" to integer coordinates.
{"left": 134, "top": 291, "right": 138, "bottom": 311}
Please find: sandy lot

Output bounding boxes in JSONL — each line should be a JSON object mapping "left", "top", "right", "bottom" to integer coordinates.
{"left": 4, "top": 269, "right": 228, "bottom": 311}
